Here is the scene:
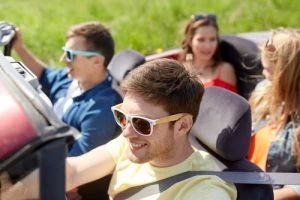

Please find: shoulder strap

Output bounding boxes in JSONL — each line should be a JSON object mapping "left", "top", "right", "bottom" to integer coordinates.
{"left": 114, "top": 171, "right": 300, "bottom": 200}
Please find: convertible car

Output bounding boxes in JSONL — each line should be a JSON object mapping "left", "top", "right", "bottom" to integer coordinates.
{"left": 0, "top": 23, "right": 299, "bottom": 200}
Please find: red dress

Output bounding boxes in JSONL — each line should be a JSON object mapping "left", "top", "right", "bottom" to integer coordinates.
{"left": 203, "top": 78, "right": 238, "bottom": 93}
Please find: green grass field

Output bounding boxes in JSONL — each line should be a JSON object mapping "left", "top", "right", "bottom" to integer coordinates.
{"left": 0, "top": 0, "right": 299, "bottom": 66}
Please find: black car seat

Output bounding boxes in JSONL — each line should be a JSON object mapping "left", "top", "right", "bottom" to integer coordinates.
{"left": 108, "top": 49, "right": 146, "bottom": 97}
{"left": 220, "top": 35, "right": 264, "bottom": 99}
{"left": 189, "top": 86, "right": 273, "bottom": 200}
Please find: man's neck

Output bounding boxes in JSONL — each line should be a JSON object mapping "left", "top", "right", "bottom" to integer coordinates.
{"left": 150, "top": 141, "right": 195, "bottom": 168}
{"left": 79, "top": 72, "right": 106, "bottom": 92}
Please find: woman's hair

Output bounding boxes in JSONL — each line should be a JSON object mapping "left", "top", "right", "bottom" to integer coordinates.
{"left": 179, "top": 15, "right": 222, "bottom": 66}
{"left": 250, "top": 29, "right": 300, "bottom": 124}
{"left": 249, "top": 28, "right": 300, "bottom": 170}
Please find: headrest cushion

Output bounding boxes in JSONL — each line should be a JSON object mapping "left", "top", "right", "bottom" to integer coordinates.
{"left": 108, "top": 49, "right": 145, "bottom": 83}
{"left": 191, "top": 87, "right": 252, "bottom": 161}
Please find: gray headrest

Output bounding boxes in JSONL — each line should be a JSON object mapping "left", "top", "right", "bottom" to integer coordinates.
{"left": 191, "top": 86, "right": 252, "bottom": 161}
{"left": 108, "top": 49, "right": 145, "bottom": 83}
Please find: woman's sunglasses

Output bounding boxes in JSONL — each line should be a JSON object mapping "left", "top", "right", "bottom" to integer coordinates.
{"left": 191, "top": 14, "right": 217, "bottom": 23}
{"left": 62, "top": 47, "right": 102, "bottom": 63}
{"left": 111, "top": 104, "right": 185, "bottom": 136}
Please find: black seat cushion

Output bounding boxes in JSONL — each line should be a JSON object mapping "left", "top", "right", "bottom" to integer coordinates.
{"left": 191, "top": 86, "right": 252, "bottom": 161}
{"left": 191, "top": 86, "right": 273, "bottom": 200}
{"left": 220, "top": 35, "right": 264, "bottom": 99}
{"left": 108, "top": 49, "right": 145, "bottom": 84}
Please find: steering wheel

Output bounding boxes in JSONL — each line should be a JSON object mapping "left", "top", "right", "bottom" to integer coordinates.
{"left": 0, "top": 22, "right": 16, "bottom": 56}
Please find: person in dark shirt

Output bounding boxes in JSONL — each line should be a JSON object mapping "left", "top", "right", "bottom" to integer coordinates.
{"left": 12, "top": 21, "right": 122, "bottom": 156}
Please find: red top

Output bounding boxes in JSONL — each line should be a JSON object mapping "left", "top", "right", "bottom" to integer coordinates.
{"left": 202, "top": 63, "right": 238, "bottom": 93}
{"left": 204, "top": 78, "right": 238, "bottom": 93}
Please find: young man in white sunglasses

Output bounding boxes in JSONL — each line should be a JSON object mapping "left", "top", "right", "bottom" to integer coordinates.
{"left": 12, "top": 22, "right": 122, "bottom": 157}
{"left": 2, "top": 58, "right": 237, "bottom": 199}
{"left": 106, "top": 59, "right": 236, "bottom": 199}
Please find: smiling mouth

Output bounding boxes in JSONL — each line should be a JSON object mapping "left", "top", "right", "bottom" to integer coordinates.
{"left": 129, "top": 142, "right": 147, "bottom": 150}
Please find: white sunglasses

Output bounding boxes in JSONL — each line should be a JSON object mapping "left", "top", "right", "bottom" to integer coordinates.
{"left": 111, "top": 103, "right": 185, "bottom": 136}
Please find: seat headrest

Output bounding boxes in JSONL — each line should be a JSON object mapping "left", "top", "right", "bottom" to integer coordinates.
{"left": 220, "top": 35, "right": 259, "bottom": 55}
{"left": 108, "top": 49, "right": 145, "bottom": 83}
{"left": 219, "top": 35, "right": 263, "bottom": 99}
{"left": 191, "top": 86, "right": 252, "bottom": 161}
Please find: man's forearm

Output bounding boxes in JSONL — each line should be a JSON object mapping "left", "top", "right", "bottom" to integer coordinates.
{"left": 66, "top": 145, "right": 115, "bottom": 191}
{"left": 14, "top": 45, "right": 46, "bottom": 79}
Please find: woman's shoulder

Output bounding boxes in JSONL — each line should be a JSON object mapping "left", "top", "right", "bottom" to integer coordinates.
{"left": 217, "top": 61, "right": 235, "bottom": 72}
{"left": 216, "top": 61, "right": 237, "bottom": 85}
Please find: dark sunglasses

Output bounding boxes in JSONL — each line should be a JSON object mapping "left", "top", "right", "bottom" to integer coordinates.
{"left": 111, "top": 104, "right": 185, "bottom": 136}
{"left": 62, "top": 47, "right": 102, "bottom": 63}
{"left": 191, "top": 14, "right": 217, "bottom": 23}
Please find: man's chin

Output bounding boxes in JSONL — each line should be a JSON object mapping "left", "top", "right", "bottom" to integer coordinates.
{"left": 128, "top": 152, "right": 149, "bottom": 164}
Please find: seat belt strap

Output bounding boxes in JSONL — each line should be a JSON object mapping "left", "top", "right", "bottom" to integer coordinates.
{"left": 114, "top": 171, "right": 300, "bottom": 200}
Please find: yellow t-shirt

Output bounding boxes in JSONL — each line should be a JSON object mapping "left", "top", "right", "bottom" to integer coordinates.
{"left": 106, "top": 136, "right": 237, "bottom": 200}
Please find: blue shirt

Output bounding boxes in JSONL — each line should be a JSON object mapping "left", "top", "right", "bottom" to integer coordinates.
{"left": 40, "top": 68, "right": 122, "bottom": 156}
{"left": 266, "top": 120, "right": 297, "bottom": 173}
{"left": 253, "top": 119, "right": 300, "bottom": 195}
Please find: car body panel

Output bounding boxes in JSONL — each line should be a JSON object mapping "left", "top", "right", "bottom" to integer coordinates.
{"left": 0, "top": 83, "right": 37, "bottom": 161}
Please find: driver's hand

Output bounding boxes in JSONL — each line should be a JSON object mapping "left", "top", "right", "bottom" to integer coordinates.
{"left": 12, "top": 27, "right": 24, "bottom": 51}
{"left": 0, "top": 171, "right": 12, "bottom": 192}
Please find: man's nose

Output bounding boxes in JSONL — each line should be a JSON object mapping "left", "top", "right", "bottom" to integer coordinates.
{"left": 122, "top": 122, "right": 138, "bottom": 138}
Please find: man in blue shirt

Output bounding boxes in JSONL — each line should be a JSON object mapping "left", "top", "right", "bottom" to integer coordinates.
{"left": 12, "top": 21, "right": 122, "bottom": 156}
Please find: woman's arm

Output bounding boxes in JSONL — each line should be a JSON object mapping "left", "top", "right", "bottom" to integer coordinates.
{"left": 274, "top": 187, "right": 299, "bottom": 200}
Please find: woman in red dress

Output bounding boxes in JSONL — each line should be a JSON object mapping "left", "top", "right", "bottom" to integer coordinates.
{"left": 179, "top": 14, "right": 237, "bottom": 93}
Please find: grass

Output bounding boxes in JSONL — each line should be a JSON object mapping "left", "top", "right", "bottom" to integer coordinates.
{"left": 0, "top": 0, "right": 299, "bottom": 66}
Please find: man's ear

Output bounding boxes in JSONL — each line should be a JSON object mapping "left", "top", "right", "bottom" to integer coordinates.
{"left": 94, "top": 55, "right": 105, "bottom": 67}
{"left": 174, "top": 114, "right": 193, "bottom": 137}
